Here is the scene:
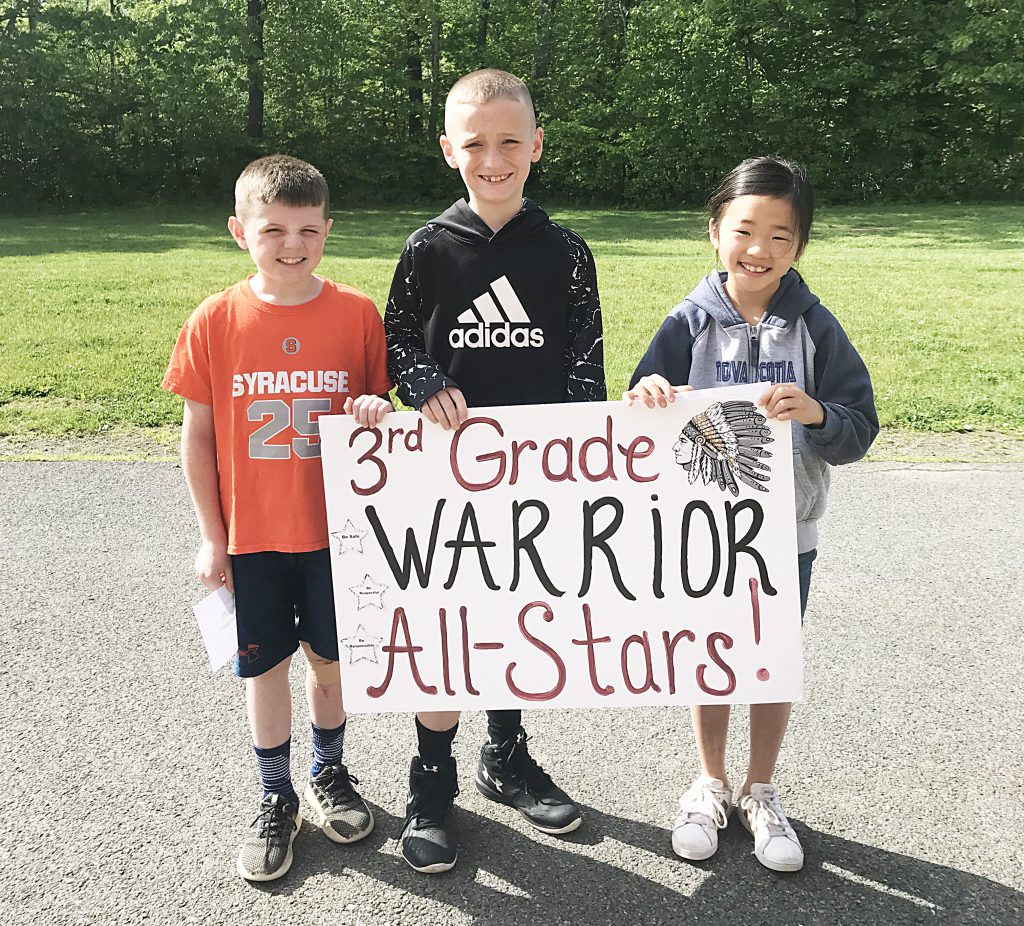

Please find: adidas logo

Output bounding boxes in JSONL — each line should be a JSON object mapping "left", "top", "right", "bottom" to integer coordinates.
{"left": 449, "top": 276, "right": 545, "bottom": 349}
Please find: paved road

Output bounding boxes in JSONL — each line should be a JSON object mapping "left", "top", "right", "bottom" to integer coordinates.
{"left": 1, "top": 461, "right": 1021, "bottom": 926}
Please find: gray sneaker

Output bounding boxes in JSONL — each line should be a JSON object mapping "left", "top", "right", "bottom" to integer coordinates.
{"left": 236, "top": 793, "right": 301, "bottom": 881}
{"left": 303, "top": 764, "right": 374, "bottom": 844}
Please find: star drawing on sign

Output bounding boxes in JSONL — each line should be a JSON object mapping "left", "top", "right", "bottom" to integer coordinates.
{"left": 332, "top": 519, "right": 368, "bottom": 555}
{"left": 349, "top": 574, "right": 388, "bottom": 610}
{"left": 340, "top": 624, "right": 383, "bottom": 664}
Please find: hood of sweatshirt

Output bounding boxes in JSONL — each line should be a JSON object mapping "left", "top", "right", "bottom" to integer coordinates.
{"left": 688, "top": 269, "right": 822, "bottom": 328}
{"left": 429, "top": 198, "right": 551, "bottom": 245}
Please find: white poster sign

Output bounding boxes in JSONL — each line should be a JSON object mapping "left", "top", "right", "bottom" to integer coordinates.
{"left": 321, "top": 385, "right": 802, "bottom": 712}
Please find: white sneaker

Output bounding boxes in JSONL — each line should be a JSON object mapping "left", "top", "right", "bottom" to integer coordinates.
{"left": 671, "top": 776, "right": 733, "bottom": 861}
{"left": 738, "top": 782, "right": 804, "bottom": 872}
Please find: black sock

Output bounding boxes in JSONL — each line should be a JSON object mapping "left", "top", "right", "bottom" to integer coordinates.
{"left": 416, "top": 717, "right": 458, "bottom": 764}
{"left": 486, "top": 709, "right": 522, "bottom": 745}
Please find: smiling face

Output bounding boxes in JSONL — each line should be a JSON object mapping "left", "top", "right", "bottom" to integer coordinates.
{"left": 709, "top": 195, "right": 801, "bottom": 321}
{"left": 228, "top": 201, "right": 332, "bottom": 304}
{"left": 440, "top": 96, "right": 543, "bottom": 231}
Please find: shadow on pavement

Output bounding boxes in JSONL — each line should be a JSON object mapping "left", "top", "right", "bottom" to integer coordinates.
{"left": 250, "top": 802, "right": 1023, "bottom": 925}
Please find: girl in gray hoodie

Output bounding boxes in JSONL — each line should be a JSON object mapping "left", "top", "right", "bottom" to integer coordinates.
{"left": 627, "top": 157, "right": 878, "bottom": 873}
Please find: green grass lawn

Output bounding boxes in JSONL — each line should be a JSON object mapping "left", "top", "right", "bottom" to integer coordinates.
{"left": 0, "top": 204, "right": 1021, "bottom": 438}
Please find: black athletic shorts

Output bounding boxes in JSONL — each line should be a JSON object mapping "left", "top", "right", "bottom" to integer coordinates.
{"left": 231, "top": 548, "right": 338, "bottom": 678}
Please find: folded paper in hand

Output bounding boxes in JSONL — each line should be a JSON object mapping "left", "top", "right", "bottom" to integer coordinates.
{"left": 193, "top": 586, "right": 237, "bottom": 671}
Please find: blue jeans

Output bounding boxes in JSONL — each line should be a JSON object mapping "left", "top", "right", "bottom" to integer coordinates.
{"left": 798, "top": 548, "right": 818, "bottom": 619}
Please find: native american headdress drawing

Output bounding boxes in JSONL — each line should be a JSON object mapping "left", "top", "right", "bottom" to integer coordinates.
{"left": 673, "top": 400, "right": 773, "bottom": 496}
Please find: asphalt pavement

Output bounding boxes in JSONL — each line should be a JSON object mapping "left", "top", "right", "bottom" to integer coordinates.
{"left": 1, "top": 461, "right": 1021, "bottom": 926}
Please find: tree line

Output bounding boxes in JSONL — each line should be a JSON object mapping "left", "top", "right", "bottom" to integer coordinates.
{"left": 2, "top": 0, "right": 1021, "bottom": 208}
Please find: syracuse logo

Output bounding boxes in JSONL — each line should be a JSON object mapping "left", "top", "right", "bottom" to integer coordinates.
{"left": 449, "top": 276, "right": 545, "bottom": 349}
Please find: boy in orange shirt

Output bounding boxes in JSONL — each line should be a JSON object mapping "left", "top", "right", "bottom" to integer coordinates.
{"left": 163, "top": 155, "right": 393, "bottom": 881}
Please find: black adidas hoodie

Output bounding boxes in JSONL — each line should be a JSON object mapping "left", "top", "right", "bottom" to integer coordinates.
{"left": 385, "top": 198, "right": 606, "bottom": 409}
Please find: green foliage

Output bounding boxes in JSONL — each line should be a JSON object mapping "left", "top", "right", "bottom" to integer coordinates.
{"left": 0, "top": 1, "right": 1021, "bottom": 206}
{"left": 0, "top": 204, "right": 1021, "bottom": 437}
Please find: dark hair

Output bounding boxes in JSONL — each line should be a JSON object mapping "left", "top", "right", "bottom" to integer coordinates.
{"left": 234, "top": 155, "right": 330, "bottom": 221}
{"left": 707, "top": 157, "right": 814, "bottom": 254}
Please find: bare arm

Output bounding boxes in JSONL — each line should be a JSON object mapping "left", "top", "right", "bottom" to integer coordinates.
{"left": 181, "top": 398, "right": 233, "bottom": 593}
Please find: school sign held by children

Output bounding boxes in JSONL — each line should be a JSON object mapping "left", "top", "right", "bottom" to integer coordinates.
{"left": 321, "top": 389, "right": 803, "bottom": 713}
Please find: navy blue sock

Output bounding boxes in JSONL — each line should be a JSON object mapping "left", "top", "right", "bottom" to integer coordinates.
{"left": 311, "top": 721, "right": 346, "bottom": 777}
{"left": 254, "top": 739, "right": 299, "bottom": 806}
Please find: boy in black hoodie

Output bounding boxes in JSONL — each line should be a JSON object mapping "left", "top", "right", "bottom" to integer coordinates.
{"left": 385, "top": 68, "right": 606, "bottom": 874}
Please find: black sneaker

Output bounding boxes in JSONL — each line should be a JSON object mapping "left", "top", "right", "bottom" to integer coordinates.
{"left": 303, "top": 764, "right": 374, "bottom": 844}
{"left": 475, "top": 727, "right": 582, "bottom": 834}
{"left": 400, "top": 756, "right": 459, "bottom": 874}
{"left": 236, "top": 793, "right": 301, "bottom": 881}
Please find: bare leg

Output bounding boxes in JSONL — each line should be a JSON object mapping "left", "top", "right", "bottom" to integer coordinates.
{"left": 691, "top": 704, "right": 731, "bottom": 785}
{"left": 742, "top": 702, "right": 792, "bottom": 794}
{"left": 246, "top": 656, "right": 292, "bottom": 747}
{"left": 417, "top": 710, "right": 461, "bottom": 732}
{"left": 301, "top": 641, "right": 345, "bottom": 730}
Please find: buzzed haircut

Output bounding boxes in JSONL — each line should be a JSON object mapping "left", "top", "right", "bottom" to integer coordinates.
{"left": 234, "top": 155, "right": 330, "bottom": 221}
{"left": 445, "top": 69, "right": 536, "bottom": 130}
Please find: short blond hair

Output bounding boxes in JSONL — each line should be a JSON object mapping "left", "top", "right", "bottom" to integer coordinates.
{"left": 234, "top": 155, "right": 330, "bottom": 221}
{"left": 445, "top": 69, "right": 536, "bottom": 130}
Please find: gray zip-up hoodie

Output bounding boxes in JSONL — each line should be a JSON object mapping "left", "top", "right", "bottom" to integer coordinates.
{"left": 630, "top": 270, "right": 878, "bottom": 553}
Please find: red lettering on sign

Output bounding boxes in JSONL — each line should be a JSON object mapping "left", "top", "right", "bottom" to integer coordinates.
{"left": 617, "top": 435, "right": 657, "bottom": 483}
{"left": 506, "top": 601, "right": 566, "bottom": 701}
{"left": 662, "top": 628, "right": 697, "bottom": 695}
{"left": 450, "top": 417, "right": 506, "bottom": 491}
{"left": 620, "top": 631, "right": 662, "bottom": 694}
{"left": 579, "top": 417, "right": 616, "bottom": 482}
{"left": 571, "top": 603, "right": 615, "bottom": 696}
{"left": 367, "top": 607, "right": 437, "bottom": 697}
{"left": 542, "top": 437, "right": 576, "bottom": 483}
{"left": 445, "top": 416, "right": 660, "bottom": 490}
{"left": 349, "top": 427, "right": 387, "bottom": 496}
{"left": 696, "top": 632, "right": 737, "bottom": 696}
{"left": 509, "top": 439, "right": 538, "bottom": 485}
{"left": 438, "top": 608, "right": 455, "bottom": 696}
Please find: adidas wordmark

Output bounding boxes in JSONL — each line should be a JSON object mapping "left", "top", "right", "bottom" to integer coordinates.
{"left": 449, "top": 276, "right": 545, "bottom": 350}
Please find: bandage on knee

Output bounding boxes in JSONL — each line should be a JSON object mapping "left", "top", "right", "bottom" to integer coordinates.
{"left": 308, "top": 657, "right": 340, "bottom": 688}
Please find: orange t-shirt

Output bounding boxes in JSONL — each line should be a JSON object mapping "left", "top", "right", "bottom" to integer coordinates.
{"left": 162, "top": 278, "right": 392, "bottom": 554}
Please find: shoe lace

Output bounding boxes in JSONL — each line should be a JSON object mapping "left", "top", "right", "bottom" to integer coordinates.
{"left": 679, "top": 782, "right": 730, "bottom": 828}
{"left": 318, "top": 764, "right": 359, "bottom": 802}
{"left": 251, "top": 797, "right": 297, "bottom": 843}
{"left": 744, "top": 788, "right": 793, "bottom": 837}
{"left": 506, "top": 731, "right": 555, "bottom": 794}
{"left": 409, "top": 764, "right": 459, "bottom": 828}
